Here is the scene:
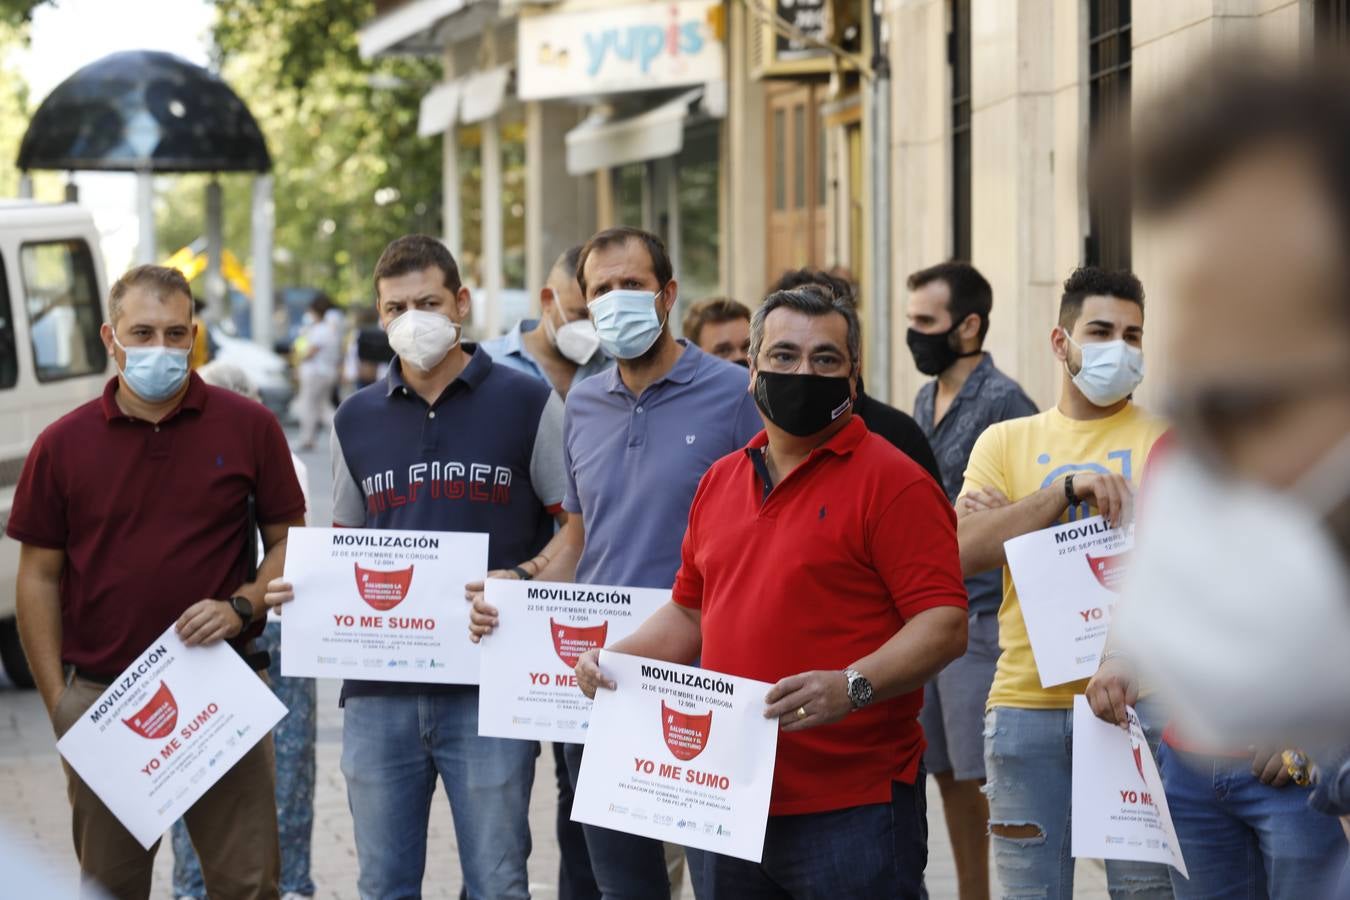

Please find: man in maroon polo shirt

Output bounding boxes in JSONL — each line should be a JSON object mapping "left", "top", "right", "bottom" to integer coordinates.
{"left": 7, "top": 265, "right": 305, "bottom": 900}
{"left": 577, "top": 286, "right": 969, "bottom": 898}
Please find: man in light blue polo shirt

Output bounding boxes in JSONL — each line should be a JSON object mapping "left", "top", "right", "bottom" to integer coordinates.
{"left": 480, "top": 244, "right": 612, "bottom": 399}
{"left": 471, "top": 226, "right": 761, "bottom": 900}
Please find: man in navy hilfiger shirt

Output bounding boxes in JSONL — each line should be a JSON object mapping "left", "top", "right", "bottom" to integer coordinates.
{"left": 268, "top": 235, "right": 568, "bottom": 900}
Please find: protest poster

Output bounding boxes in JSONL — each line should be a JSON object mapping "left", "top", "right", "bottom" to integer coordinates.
{"left": 281, "top": 526, "right": 488, "bottom": 683}
{"left": 477, "top": 580, "right": 669, "bottom": 743}
{"left": 571, "top": 651, "right": 779, "bottom": 862}
{"left": 1071, "top": 697, "right": 1188, "bottom": 877}
{"left": 57, "top": 625, "right": 286, "bottom": 849}
{"left": 1004, "top": 515, "right": 1133, "bottom": 686}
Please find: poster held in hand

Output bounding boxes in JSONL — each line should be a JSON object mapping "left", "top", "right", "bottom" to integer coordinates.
{"left": 57, "top": 625, "right": 287, "bottom": 849}
{"left": 1071, "top": 697, "right": 1188, "bottom": 878}
{"left": 477, "top": 580, "right": 670, "bottom": 743}
{"left": 280, "top": 526, "right": 488, "bottom": 683}
{"left": 1004, "top": 515, "right": 1133, "bottom": 687}
{"left": 571, "top": 651, "right": 779, "bottom": 863}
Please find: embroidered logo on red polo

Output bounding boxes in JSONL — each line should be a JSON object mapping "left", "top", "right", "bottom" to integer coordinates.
{"left": 662, "top": 701, "right": 712, "bottom": 761}
{"left": 1086, "top": 551, "right": 1131, "bottom": 592}
{"left": 354, "top": 562, "right": 415, "bottom": 611}
{"left": 550, "top": 618, "right": 608, "bottom": 667}
{"left": 123, "top": 681, "right": 178, "bottom": 739}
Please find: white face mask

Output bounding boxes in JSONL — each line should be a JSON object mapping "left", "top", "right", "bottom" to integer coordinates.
{"left": 1065, "top": 334, "right": 1145, "bottom": 407}
{"left": 1115, "top": 434, "right": 1350, "bottom": 749}
{"left": 543, "top": 299, "right": 601, "bottom": 365}
{"left": 385, "top": 309, "right": 460, "bottom": 372}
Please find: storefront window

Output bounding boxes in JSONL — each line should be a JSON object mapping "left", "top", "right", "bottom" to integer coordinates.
{"left": 457, "top": 125, "right": 483, "bottom": 285}
{"left": 677, "top": 122, "right": 720, "bottom": 302}
{"left": 614, "top": 164, "right": 645, "bottom": 229}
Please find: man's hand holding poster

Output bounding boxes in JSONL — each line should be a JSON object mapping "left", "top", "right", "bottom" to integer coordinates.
{"left": 280, "top": 527, "right": 488, "bottom": 683}
{"left": 56, "top": 625, "right": 286, "bottom": 849}
{"left": 477, "top": 580, "right": 669, "bottom": 742}
{"left": 571, "top": 651, "right": 779, "bottom": 862}
{"left": 1071, "top": 697, "right": 1188, "bottom": 878}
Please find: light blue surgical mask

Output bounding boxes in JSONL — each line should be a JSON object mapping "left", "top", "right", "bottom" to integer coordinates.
{"left": 588, "top": 287, "right": 667, "bottom": 360}
{"left": 113, "top": 334, "right": 191, "bottom": 402}
{"left": 1065, "top": 334, "right": 1144, "bottom": 407}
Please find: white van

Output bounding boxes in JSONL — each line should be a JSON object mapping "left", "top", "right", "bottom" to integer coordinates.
{"left": 0, "top": 200, "right": 110, "bottom": 687}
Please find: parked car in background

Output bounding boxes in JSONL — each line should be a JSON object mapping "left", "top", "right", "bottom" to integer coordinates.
{"left": 0, "top": 200, "right": 110, "bottom": 687}
{"left": 209, "top": 326, "right": 294, "bottom": 421}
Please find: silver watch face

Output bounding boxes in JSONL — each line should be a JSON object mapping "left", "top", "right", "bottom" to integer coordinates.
{"left": 848, "top": 672, "right": 873, "bottom": 708}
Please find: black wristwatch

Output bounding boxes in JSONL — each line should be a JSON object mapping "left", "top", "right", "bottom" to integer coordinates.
{"left": 228, "top": 595, "right": 254, "bottom": 632}
{"left": 1064, "top": 473, "right": 1080, "bottom": 505}
{"left": 844, "top": 668, "right": 874, "bottom": 710}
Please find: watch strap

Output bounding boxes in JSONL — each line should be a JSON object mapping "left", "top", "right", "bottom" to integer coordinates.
{"left": 510, "top": 565, "right": 533, "bottom": 581}
{"left": 228, "top": 595, "right": 253, "bottom": 630}
{"left": 1064, "top": 473, "right": 1078, "bottom": 505}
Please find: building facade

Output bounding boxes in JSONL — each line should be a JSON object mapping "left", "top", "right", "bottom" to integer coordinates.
{"left": 363, "top": 0, "right": 1339, "bottom": 412}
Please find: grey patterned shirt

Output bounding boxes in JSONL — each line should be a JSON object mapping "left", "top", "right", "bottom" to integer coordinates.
{"left": 914, "top": 353, "right": 1037, "bottom": 614}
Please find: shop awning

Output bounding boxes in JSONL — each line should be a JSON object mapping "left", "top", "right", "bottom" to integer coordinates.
{"left": 359, "top": 0, "right": 472, "bottom": 59}
{"left": 417, "top": 80, "right": 462, "bottom": 137}
{"left": 564, "top": 89, "right": 703, "bottom": 176}
{"left": 459, "top": 66, "right": 511, "bottom": 124}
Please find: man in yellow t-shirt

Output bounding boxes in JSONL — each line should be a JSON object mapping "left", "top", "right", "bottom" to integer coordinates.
{"left": 956, "top": 267, "right": 1171, "bottom": 900}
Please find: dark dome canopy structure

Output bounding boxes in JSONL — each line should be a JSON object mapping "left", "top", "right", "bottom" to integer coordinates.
{"left": 17, "top": 50, "right": 270, "bottom": 173}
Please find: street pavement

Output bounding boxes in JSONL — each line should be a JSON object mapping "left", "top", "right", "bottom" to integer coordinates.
{"left": 0, "top": 426, "right": 1109, "bottom": 898}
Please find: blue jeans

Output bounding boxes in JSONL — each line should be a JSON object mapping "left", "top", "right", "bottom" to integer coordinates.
{"left": 703, "top": 777, "right": 928, "bottom": 899}
{"left": 341, "top": 689, "right": 535, "bottom": 900}
{"left": 1158, "top": 742, "right": 1347, "bottom": 899}
{"left": 563, "top": 741, "right": 712, "bottom": 899}
{"left": 554, "top": 741, "right": 601, "bottom": 900}
{"left": 984, "top": 703, "right": 1174, "bottom": 900}
{"left": 171, "top": 622, "right": 317, "bottom": 898}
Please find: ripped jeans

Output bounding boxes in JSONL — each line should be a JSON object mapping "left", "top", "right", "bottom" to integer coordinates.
{"left": 984, "top": 703, "right": 1174, "bottom": 900}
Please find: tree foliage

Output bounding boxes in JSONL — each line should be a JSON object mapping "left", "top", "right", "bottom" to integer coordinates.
{"left": 158, "top": 0, "right": 443, "bottom": 305}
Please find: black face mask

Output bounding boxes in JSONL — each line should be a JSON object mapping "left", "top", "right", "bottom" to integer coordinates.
{"left": 906, "top": 324, "right": 981, "bottom": 376}
{"left": 754, "top": 371, "right": 853, "bottom": 437}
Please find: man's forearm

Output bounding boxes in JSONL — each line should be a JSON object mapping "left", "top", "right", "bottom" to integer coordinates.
{"left": 609, "top": 602, "right": 703, "bottom": 666}
{"left": 232, "top": 539, "right": 289, "bottom": 618}
{"left": 958, "top": 482, "right": 1068, "bottom": 575}
{"left": 851, "top": 606, "right": 968, "bottom": 702}
{"left": 16, "top": 575, "right": 66, "bottom": 713}
{"left": 533, "top": 517, "right": 583, "bottom": 583}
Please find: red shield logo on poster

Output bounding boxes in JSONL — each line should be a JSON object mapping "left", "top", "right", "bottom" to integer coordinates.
{"left": 1086, "top": 551, "right": 1131, "bottom": 592}
{"left": 122, "top": 681, "right": 179, "bottom": 739}
{"left": 661, "top": 701, "right": 712, "bottom": 761}
{"left": 550, "top": 618, "right": 608, "bottom": 667}
{"left": 354, "top": 562, "right": 415, "bottom": 611}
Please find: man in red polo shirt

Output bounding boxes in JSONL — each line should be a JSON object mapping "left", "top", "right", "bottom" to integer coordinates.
{"left": 7, "top": 265, "right": 306, "bottom": 900}
{"left": 576, "top": 285, "right": 969, "bottom": 897}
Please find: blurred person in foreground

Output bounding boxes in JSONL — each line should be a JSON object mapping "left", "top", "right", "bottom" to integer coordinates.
{"left": 683, "top": 296, "right": 751, "bottom": 365}
{"left": 768, "top": 268, "right": 944, "bottom": 486}
{"left": 170, "top": 361, "right": 317, "bottom": 900}
{"left": 1088, "top": 55, "right": 1350, "bottom": 896}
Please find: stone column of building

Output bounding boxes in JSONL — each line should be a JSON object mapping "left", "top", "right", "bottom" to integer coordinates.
{"left": 525, "top": 101, "right": 595, "bottom": 305}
